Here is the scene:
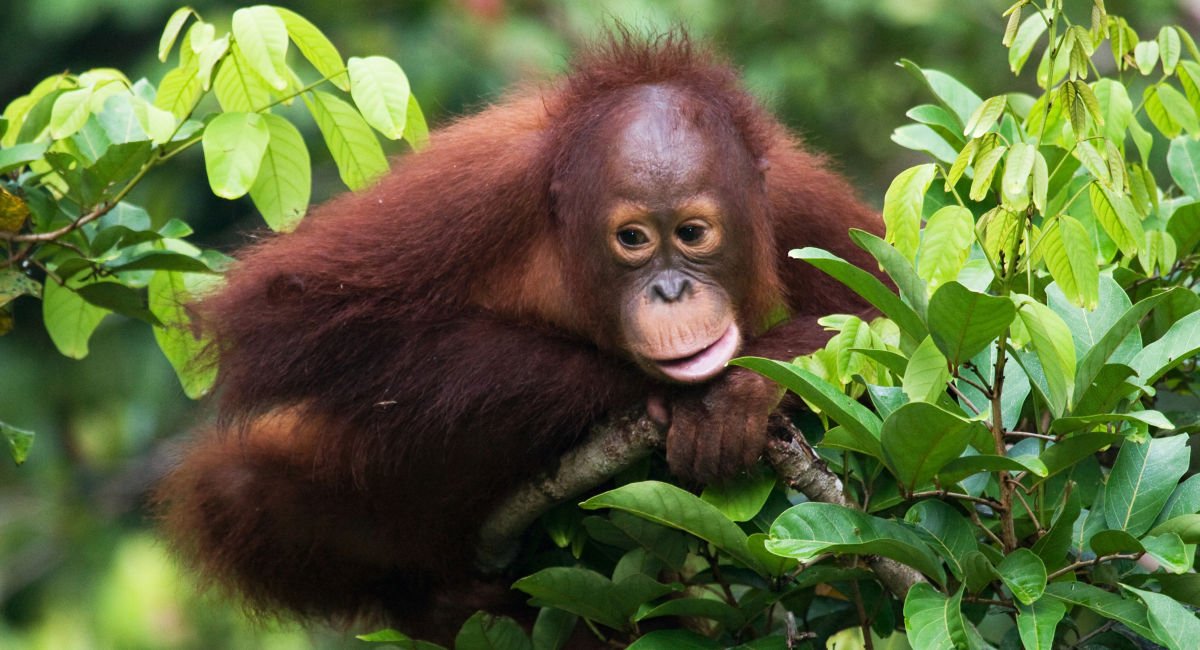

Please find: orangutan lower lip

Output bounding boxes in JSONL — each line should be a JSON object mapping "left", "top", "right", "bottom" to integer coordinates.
{"left": 652, "top": 322, "right": 742, "bottom": 383}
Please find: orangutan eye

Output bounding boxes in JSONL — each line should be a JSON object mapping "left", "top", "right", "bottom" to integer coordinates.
{"left": 677, "top": 224, "right": 706, "bottom": 243}
{"left": 617, "top": 228, "right": 649, "bottom": 247}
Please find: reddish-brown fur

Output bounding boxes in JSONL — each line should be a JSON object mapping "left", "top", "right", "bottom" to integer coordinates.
{"left": 155, "top": 33, "right": 881, "bottom": 639}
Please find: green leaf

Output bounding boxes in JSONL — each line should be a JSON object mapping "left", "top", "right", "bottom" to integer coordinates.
{"left": 249, "top": 113, "right": 311, "bottom": 232}
{"left": 938, "top": 453, "right": 1047, "bottom": 486}
{"left": 891, "top": 123, "right": 958, "bottom": 163}
{"left": 903, "top": 584, "right": 972, "bottom": 649}
{"left": 1160, "top": 26, "right": 1183, "bottom": 75}
{"left": 700, "top": 467, "right": 775, "bottom": 523}
{"left": 1051, "top": 410, "right": 1174, "bottom": 435}
{"left": 899, "top": 60, "right": 983, "bottom": 127}
{"left": 1146, "top": 84, "right": 1199, "bottom": 138}
{"left": 1013, "top": 295, "right": 1076, "bottom": 414}
{"left": 963, "top": 95, "right": 1007, "bottom": 138}
{"left": 902, "top": 336, "right": 950, "bottom": 404}
{"left": 917, "top": 206, "right": 973, "bottom": 291}
{"left": 1001, "top": 142, "right": 1036, "bottom": 211}
{"left": 512, "top": 568, "right": 627, "bottom": 631}
{"left": 1104, "top": 434, "right": 1189, "bottom": 537}
{"left": 790, "top": 248, "right": 927, "bottom": 342}
{"left": 231, "top": 5, "right": 289, "bottom": 91}
{"left": 1088, "top": 183, "right": 1144, "bottom": 257}
{"left": 769, "top": 502, "right": 946, "bottom": 584}
{"left": 304, "top": 90, "right": 389, "bottom": 191}
{"left": 1046, "top": 274, "right": 1131, "bottom": 361}
{"left": 580, "top": 481, "right": 762, "bottom": 573}
{"left": 1157, "top": 475, "right": 1200, "bottom": 525}
{"left": 202, "top": 112, "right": 271, "bottom": 200}
{"left": 356, "top": 628, "right": 445, "bottom": 648}
{"left": 42, "top": 275, "right": 109, "bottom": 359}
{"left": 636, "top": 598, "right": 742, "bottom": 631}
{"left": 154, "top": 61, "right": 203, "bottom": 120}
{"left": 1039, "top": 215, "right": 1099, "bottom": 309}
{"left": 1168, "top": 136, "right": 1200, "bottom": 200}
{"left": 275, "top": 7, "right": 349, "bottom": 91}
{"left": 729, "top": 358, "right": 882, "bottom": 459}
{"left": 1143, "top": 533, "right": 1190, "bottom": 573}
{"left": 348, "top": 56, "right": 411, "bottom": 140}
{"left": 108, "top": 250, "right": 214, "bottom": 274}
{"left": 850, "top": 229, "right": 928, "bottom": 319}
{"left": 1151, "top": 515, "right": 1200, "bottom": 543}
{"left": 196, "top": 37, "right": 229, "bottom": 92}
{"left": 882, "top": 163, "right": 937, "bottom": 260}
{"left": 531, "top": 608, "right": 577, "bottom": 650}
{"left": 454, "top": 612, "right": 531, "bottom": 650}
{"left": 1135, "top": 41, "right": 1161, "bottom": 76}
{"left": 1130, "top": 309, "right": 1200, "bottom": 386}
{"left": 1073, "top": 290, "right": 1172, "bottom": 405}
{"left": 1009, "top": 11, "right": 1049, "bottom": 74}
{"left": 1016, "top": 598, "right": 1066, "bottom": 650}
{"left": 0, "top": 141, "right": 50, "bottom": 175}
{"left": 49, "top": 87, "right": 93, "bottom": 139}
{"left": 157, "top": 7, "right": 195, "bottom": 62}
{"left": 0, "top": 420, "right": 34, "bottom": 466}
{"left": 995, "top": 549, "right": 1047, "bottom": 605}
{"left": 213, "top": 44, "right": 273, "bottom": 112}
{"left": 625, "top": 630, "right": 720, "bottom": 650}
{"left": 404, "top": 94, "right": 429, "bottom": 150}
{"left": 969, "top": 143, "right": 1008, "bottom": 202}
{"left": 1044, "top": 582, "right": 1156, "bottom": 644}
{"left": 0, "top": 270, "right": 41, "bottom": 307}
{"left": 905, "top": 500, "right": 977, "bottom": 580}
{"left": 150, "top": 269, "right": 218, "bottom": 399}
{"left": 1094, "top": 79, "right": 1133, "bottom": 150}
{"left": 926, "top": 281, "right": 1016, "bottom": 366}
{"left": 881, "top": 402, "right": 984, "bottom": 493}
{"left": 1125, "top": 586, "right": 1200, "bottom": 650}
{"left": 1037, "top": 433, "right": 1122, "bottom": 480}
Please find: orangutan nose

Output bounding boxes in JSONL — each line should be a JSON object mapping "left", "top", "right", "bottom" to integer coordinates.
{"left": 651, "top": 271, "right": 693, "bottom": 303}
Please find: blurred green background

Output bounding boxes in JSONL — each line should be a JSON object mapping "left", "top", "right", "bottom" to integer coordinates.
{"left": 0, "top": 1, "right": 1194, "bottom": 647}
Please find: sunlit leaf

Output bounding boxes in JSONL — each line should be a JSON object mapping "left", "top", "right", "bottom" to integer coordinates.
{"left": 202, "top": 111, "right": 270, "bottom": 199}
{"left": 304, "top": 90, "right": 389, "bottom": 191}
{"left": 249, "top": 113, "right": 311, "bottom": 232}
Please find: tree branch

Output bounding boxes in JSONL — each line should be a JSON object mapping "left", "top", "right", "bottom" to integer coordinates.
{"left": 476, "top": 409, "right": 926, "bottom": 600}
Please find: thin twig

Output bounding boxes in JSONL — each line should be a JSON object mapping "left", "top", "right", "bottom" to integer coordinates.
{"left": 1046, "top": 553, "right": 1143, "bottom": 581}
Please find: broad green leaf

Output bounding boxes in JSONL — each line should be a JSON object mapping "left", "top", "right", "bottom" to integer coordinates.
{"left": 108, "top": 250, "right": 214, "bottom": 274}
{"left": 1014, "top": 295, "right": 1075, "bottom": 414}
{"left": 1160, "top": 26, "right": 1182, "bottom": 74}
{"left": 531, "top": 608, "right": 576, "bottom": 650}
{"left": 1146, "top": 84, "right": 1199, "bottom": 138}
{"left": 1051, "top": 410, "right": 1174, "bottom": 435}
{"left": 1125, "top": 586, "right": 1200, "bottom": 650}
{"left": 512, "top": 568, "right": 627, "bottom": 631}
{"left": 1104, "top": 434, "right": 1189, "bottom": 537}
{"left": 1037, "top": 433, "right": 1122, "bottom": 480}
{"left": 945, "top": 138, "right": 976, "bottom": 191}
{"left": 963, "top": 95, "right": 1006, "bottom": 138}
{"left": 1143, "top": 533, "right": 1191, "bottom": 573}
{"left": 249, "top": 113, "right": 311, "bottom": 232}
{"left": 73, "top": 282, "right": 160, "bottom": 325}
{"left": 0, "top": 420, "right": 34, "bottom": 466}
{"left": 1031, "top": 489, "right": 1081, "bottom": 568}
{"left": 769, "top": 502, "right": 946, "bottom": 584}
{"left": 1135, "top": 41, "right": 1161, "bottom": 76}
{"left": 0, "top": 141, "right": 50, "bottom": 175}
{"left": 1039, "top": 215, "right": 1099, "bottom": 309}
{"left": 213, "top": 44, "right": 273, "bottom": 112}
{"left": 926, "top": 281, "right": 1015, "bottom": 366}
{"left": 348, "top": 56, "right": 411, "bottom": 140}
{"left": 1094, "top": 79, "right": 1133, "bottom": 149}
{"left": 902, "top": 336, "right": 950, "bottom": 404}
{"left": 891, "top": 124, "right": 958, "bottom": 163}
{"left": 49, "top": 87, "right": 92, "bottom": 139}
{"left": 1168, "top": 136, "right": 1200, "bottom": 200}
{"left": 0, "top": 270, "right": 41, "bottom": 307}
{"left": 1151, "top": 515, "right": 1200, "bottom": 543}
{"left": 903, "top": 584, "right": 972, "bottom": 649}
{"left": 42, "top": 275, "right": 109, "bottom": 359}
{"left": 700, "top": 467, "right": 775, "bottom": 523}
{"left": 881, "top": 402, "right": 983, "bottom": 493}
{"left": 1073, "top": 290, "right": 1172, "bottom": 404}
{"left": 995, "top": 548, "right": 1047, "bottom": 605}
{"left": 154, "top": 60, "right": 203, "bottom": 120}
{"left": 1089, "top": 183, "right": 1143, "bottom": 257}
{"left": 454, "top": 612, "right": 531, "bottom": 650}
{"left": 970, "top": 143, "right": 1007, "bottom": 201}
{"left": 882, "top": 163, "right": 936, "bottom": 260}
{"left": 917, "top": 206, "right": 973, "bottom": 290}
{"left": 276, "top": 7, "right": 349, "bottom": 90}
{"left": 850, "top": 229, "right": 928, "bottom": 319}
{"left": 1142, "top": 229, "right": 1179, "bottom": 276}
{"left": 1001, "top": 142, "right": 1036, "bottom": 211}
{"left": 196, "top": 36, "right": 230, "bottom": 91}
{"left": 1046, "top": 274, "right": 1131, "bottom": 361}
{"left": 730, "top": 358, "right": 882, "bottom": 459}
{"left": 1044, "top": 582, "right": 1156, "bottom": 643}
{"left": 1130, "top": 309, "right": 1200, "bottom": 386}
{"left": 899, "top": 60, "right": 983, "bottom": 127}
{"left": 157, "top": 7, "right": 195, "bottom": 62}
{"left": 1016, "top": 598, "right": 1065, "bottom": 650}
{"left": 905, "top": 500, "right": 977, "bottom": 580}
{"left": 231, "top": 5, "right": 289, "bottom": 91}
{"left": 202, "top": 112, "right": 270, "bottom": 200}
{"left": 580, "top": 481, "right": 762, "bottom": 573}
{"left": 1158, "top": 475, "right": 1200, "bottom": 525}
{"left": 150, "top": 269, "right": 218, "bottom": 399}
{"left": 636, "top": 598, "right": 742, "bottom": 630}
{"left": 790, "top": 247, "right": 927, "bottom": 342}
{"left": 625, "top": 630, "right": 719, "bottom": 649}
{"left": 1009, "top": 11, "right": 1049, "bottom": 74}
{"left": 305, "top": 90, "right": 389, "bottom": 191}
